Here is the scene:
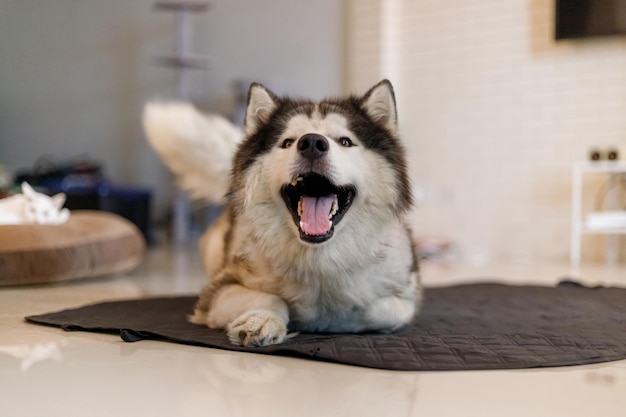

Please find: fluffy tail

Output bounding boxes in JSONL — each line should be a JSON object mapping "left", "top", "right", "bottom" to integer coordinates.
{"left": 142, "top": 101, "right": 243, "bottom": 203}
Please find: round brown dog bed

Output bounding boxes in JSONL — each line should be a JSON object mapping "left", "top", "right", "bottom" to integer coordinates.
{"left": 0, "top": 210, "right": 145, "bottom": 286}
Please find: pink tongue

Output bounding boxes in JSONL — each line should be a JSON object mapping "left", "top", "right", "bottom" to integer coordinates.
{"left": 300, "top": 195, "right": 334, "bottom": 236}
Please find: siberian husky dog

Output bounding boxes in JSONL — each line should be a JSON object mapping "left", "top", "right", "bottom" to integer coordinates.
{"left": 143, "top": 80, "right": 421, "bottom": 347}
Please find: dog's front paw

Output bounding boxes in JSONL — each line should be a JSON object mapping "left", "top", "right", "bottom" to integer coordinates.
{"left": 226, "top": 310, "right": 287, "bottom": 347}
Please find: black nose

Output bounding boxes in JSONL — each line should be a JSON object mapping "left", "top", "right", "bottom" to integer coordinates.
{"left": 297, "top": 134, "right": 329, "bottom": 161}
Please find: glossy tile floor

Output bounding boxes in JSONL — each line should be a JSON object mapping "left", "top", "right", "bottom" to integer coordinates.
{"left": 1, "top": 244, "right": 625, "bottom": 417}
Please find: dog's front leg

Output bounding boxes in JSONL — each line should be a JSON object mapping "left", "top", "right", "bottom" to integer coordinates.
{"left": 191, "top": 281, "right": 289, "bottom": 347}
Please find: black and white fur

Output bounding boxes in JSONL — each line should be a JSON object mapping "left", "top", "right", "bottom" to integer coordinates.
{"left": 143, "top": 80, "right": 421, "bottom": 347}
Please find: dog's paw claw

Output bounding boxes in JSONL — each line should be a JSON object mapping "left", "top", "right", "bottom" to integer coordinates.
{"left": 227, "top": 310, "right": 287, "bottom": 347}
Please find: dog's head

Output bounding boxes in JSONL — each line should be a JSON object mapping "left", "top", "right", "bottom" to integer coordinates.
{"left": 230, "top": 80, "right": 412, "bottom": 246}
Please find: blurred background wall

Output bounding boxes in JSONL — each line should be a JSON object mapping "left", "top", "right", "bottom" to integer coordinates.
{"left": 346, "top": 0, "right": 626, "bottom": 264}
{"left": 0, "top": 0, "right": 344, "bottom": 218}
{"left": 1, "top": 0, "right": 625, "bottom": 264}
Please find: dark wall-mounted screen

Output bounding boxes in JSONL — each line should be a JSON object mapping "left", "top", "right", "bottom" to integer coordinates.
{"left": 556, "top": 0, "right": 626, "bottom": 39}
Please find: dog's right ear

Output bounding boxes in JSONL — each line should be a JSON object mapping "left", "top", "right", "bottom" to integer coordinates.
{"left": 244, "top": 83, "right": 279, "bottom": 136}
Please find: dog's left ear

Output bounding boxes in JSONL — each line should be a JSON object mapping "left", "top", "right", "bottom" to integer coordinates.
{"left": 245, "top": 83, "right": 279, "bottom": 136}
{"left": 361, "top": 79, "right": 398, "bottom": 135}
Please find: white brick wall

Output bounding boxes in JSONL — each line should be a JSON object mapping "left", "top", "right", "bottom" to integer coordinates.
{"left": 344, "top": 0, "right": 385, "bottom": 94}
{"left": 347, "top": 0, "right": 626, "bottom": 264}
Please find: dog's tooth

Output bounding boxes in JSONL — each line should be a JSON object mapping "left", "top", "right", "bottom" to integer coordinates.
{"left": 291, "top": 176, "right": 303, "bottom": 186}
{"left": 329, "top": 195, "right": 338, "bottom": 219}
{"left": 298, "top": 199, "right": 303, "bottom": 217}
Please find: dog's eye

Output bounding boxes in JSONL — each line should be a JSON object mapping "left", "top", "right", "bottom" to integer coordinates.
{"left": 339, "top": 137, "right": 354, "bottom": 147}
{"left": 281, "top": 138, "right": 295, "bottom": 149}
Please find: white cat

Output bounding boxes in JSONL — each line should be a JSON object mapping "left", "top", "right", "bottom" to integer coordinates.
{"left": 0, "top": 182, "right": 70, "bottom": 225}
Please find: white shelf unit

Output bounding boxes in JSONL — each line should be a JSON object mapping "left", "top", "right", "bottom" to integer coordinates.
{"left": 570, "top": 161, "right": 626, "bottom": 268}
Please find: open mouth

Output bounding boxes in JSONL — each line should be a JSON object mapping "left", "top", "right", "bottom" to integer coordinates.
{"left": 280, "top": 173, "right": 356, "bottom": 244}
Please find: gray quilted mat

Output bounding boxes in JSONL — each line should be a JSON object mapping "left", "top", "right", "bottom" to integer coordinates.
{"left": 26, "top": 282, "right": 626, "bottom": 371}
